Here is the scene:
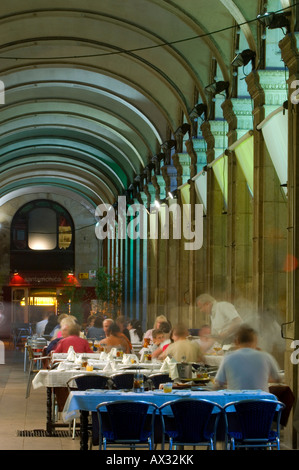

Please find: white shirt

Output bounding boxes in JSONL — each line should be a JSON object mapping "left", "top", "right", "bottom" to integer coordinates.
{"left": 35, "top": 319, "right": 48, "bottom": 336}
{"left": 211, "top": 301, "right": 240, "bottom": 335}
{"left": 129, "top": 329, "right": 142, "bottom": 343}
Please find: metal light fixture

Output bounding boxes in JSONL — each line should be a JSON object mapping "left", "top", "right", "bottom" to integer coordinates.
{"left": 174, "top": 123, "right": 191, "bottom": 139}
{"left": 231, "top": 49, "right": 256, "bottom": 69}
{"left": 189, "top": 103, "right": 208, "bottom": 121}
{"left": 257, "top": 11, "right": 291, "bottom": 33}
{"left": 168, "top": 189, "right": 178, "bottom": 199}
{"left": 161, "top": 139, "right": 177, "bottom": 151}
{"left": 205, "top": 80, "right": 230, "bottom": 99}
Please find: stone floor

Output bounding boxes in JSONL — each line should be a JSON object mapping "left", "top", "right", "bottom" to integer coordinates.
{"left": 0, "top": 345, "right": 80, "bottom": 451}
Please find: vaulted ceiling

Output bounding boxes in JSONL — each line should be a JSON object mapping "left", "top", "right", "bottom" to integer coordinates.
{"left": 0, "top": 1, "right": 266, "bottom": 208}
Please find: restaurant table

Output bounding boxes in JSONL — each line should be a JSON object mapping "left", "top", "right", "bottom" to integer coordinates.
{"left": 31, "top": 363, "right": 162, "bottom": 435}
{"left": 62, "top": 388, "right": 277, "bottom": 450}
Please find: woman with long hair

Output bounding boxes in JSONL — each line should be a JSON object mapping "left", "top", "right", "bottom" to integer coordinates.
{"left": 127, "top": 319, "right": 143, "bottom": 343}
{"left": 100, "top": 323, "right": 132, "bottom": 353}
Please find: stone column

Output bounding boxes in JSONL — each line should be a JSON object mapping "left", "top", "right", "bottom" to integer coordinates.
{"left": 201, "top": 120, "right": 228, "bottom": 297}
{"left": 245, "top": 71, "right": 266, "bottom": 311}
{"left": 280, "top": 32, "right": 299, "bottom": 449}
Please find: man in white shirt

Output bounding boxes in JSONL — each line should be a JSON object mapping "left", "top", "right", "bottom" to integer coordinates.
{"left": 35, "top": 312, "right": 50, "bottom": 336}
{"left": 196, "top": 294, "right": 242, "bottom": 344}
{"left": 214, "top": 324, "right": 281, "bottom": 392}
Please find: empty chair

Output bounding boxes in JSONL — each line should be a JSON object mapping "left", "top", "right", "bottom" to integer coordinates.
{"left": 110, "top": 372, "right": 137, "bottom": 389}
{"left": 68, "top": 374, "right": 113, "bottom": 391}
{"left": 159, "top": 398, "right": 223, "bottom": 450}
{"left": 25, "top": 345, "right": 50, "bottom": 398}
{"left": 146, "top": 373, "right": 172, "bottom": 390}
{"left": 66, "top": 373, "right": 112, "bottom": 444}
{"left": 96, "top": 400, "right": 159, "bottom": 450}
{"left": 223, "top": 399, "right": 285, "bottom": 450}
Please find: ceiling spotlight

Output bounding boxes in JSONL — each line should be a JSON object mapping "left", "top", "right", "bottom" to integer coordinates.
{"left": 205, "top": 80, "right": 230, "bottom": 99}
{"left": 231, "top": 49, "right": 256, "bottom": 69}
{"left": 174, "top": 123, "right": 191, "bottom": 138}
{"left": 189, "top": 103, "right": 208, "bottom": 120}
{"left": 257, "top": 11, "right": 291, "bottom": 33}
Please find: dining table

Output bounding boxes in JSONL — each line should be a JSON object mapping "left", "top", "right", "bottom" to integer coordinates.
{"left": 31, "top": 356, "right": 163, "bottom": 435}
{"left": 62, "top": 388, "right": 278, "bottom": 450}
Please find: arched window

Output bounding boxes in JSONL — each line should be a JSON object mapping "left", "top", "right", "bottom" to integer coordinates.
{"left": 10, "top": 200, "right": 74, "bottom": 272}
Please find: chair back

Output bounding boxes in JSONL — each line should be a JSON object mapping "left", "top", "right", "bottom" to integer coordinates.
{"left": 68, "top": 374, "right": 111, "bottom": 391}
{"left": 147, "top": 373, "right": 171, "bottom": 389}
{"left": 110, "top": 372, "right": 136, "bottom": 389}
{"left": 160, "top": 398, "right": 222, "bottom": 445}
{"left": 97, "top": 400, "right": 158, "bottom": 445}
{"left": 224, "top": 399, "right": 285, "bottom": 441}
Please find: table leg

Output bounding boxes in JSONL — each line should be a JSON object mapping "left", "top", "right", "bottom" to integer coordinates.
{"left": 46, "top": 387, "right": 54, "bottom": 435}
{"left": 80, "top": 410, "right": 89, "bottom": 451}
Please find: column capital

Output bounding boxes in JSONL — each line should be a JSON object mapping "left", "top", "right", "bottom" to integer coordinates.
{"left": 279, "top": 33, "right": 299, "bottom": 76}
{"left": 221, "top": 99, "right": 238, "bottom": 147}
{"left": 184, "top": 139, "right": 198, "bottom": 178}
{"left": 172, "top": 152, "right": 191, "bottom": 187}
{"left": 245, "top": 71, "right": 265, "bottom": 110}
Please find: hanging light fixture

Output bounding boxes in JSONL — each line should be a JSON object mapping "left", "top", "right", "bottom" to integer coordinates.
{"left": 189, "top": 103, "right": 208, "bottom": 121}
{"left": 231, "top": 49, "right": 256, "bottom": 69}
{"left": 205, "top": 80, "right": 230, "bottom": 99}
{"left": 257, "top": 11, "right": 291, "bottom": 33}
{"left": 174, "top": 123, "right": 191, "bottom": 139}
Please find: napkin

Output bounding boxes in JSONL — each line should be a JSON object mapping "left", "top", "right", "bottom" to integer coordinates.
{"left": 103, "top": 360, "right": 117, "bottom": 372}
{"left": 75, "top": 354, "right": 83, "bottom": 365}
{"left": 160, "top": 356, "right": 179, "bottom": 380}
{"left": 122, "top": 354, "right": 139, "bottom": 365}
{"left": 66, "top": 346, "right": 76, "bottom": 362}
{"left": 99, "top": 351, "right": 108, "bottom": 361}
{"left": 108, "top": 348, "right": 118, "bottom": 359}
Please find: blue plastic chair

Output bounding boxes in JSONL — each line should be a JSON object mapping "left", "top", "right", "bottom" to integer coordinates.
{"left": 223, "top": 399, "right": 285, "bottom": 450}
{"left": 159, "top": 398, "right": 223, "bottom": 450}
{"left": 96, "top": 400, "right": 159, "bottom": 450}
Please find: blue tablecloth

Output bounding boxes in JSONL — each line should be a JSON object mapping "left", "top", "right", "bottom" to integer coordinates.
{"left": 62, "top": 389, "right": 277, "bottom": 422}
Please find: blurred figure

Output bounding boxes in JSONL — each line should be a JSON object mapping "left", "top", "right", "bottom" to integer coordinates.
{"left": 100, "top": 323, "right": 132, "bottom": 353}
{"left": 196, "top": 294, "right": 242, "bottom": 344}
{"left": 103, "top": 318, "right": 114, "bottom": 337}
{"left": 115, "top": 315, "right": 130, "bottom": 340}
{"left": 159, "top": 323, "right": 204, "bottom": 363}
{"left": 44, "top": 313, "right": 59, "bottom": 337}
{"left": 46, "top": 315, "right": 77, "bottom": 353}
{"left": 36, "top": 311, "right": 50, "bottom": 336}
{"left": 53, "top": 320, "right": 93, "bottom": 354}
{"left": 151, "top": 322, "right": 172, "bottom": 358}
{"left": 195, "top": 324, "right": 215, "bottom": 353}
{"left": 127, "top": 319, "right": 143, "bottom": 343}
{"left": 86, "top": 316, "right": 105, "bottom": 340}
{"left": 214, "top": 324, "right": 281, "bottom": 392}
{"left": 143, "top": 315, "right": 169, "bottom": 341}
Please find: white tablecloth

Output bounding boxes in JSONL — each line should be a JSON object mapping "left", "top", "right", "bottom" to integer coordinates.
{"left": 32, "top": 363, "right": 162, "bottom": 389}
{"left": 62, "top": 389, "right": 277, "bottom": 423}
